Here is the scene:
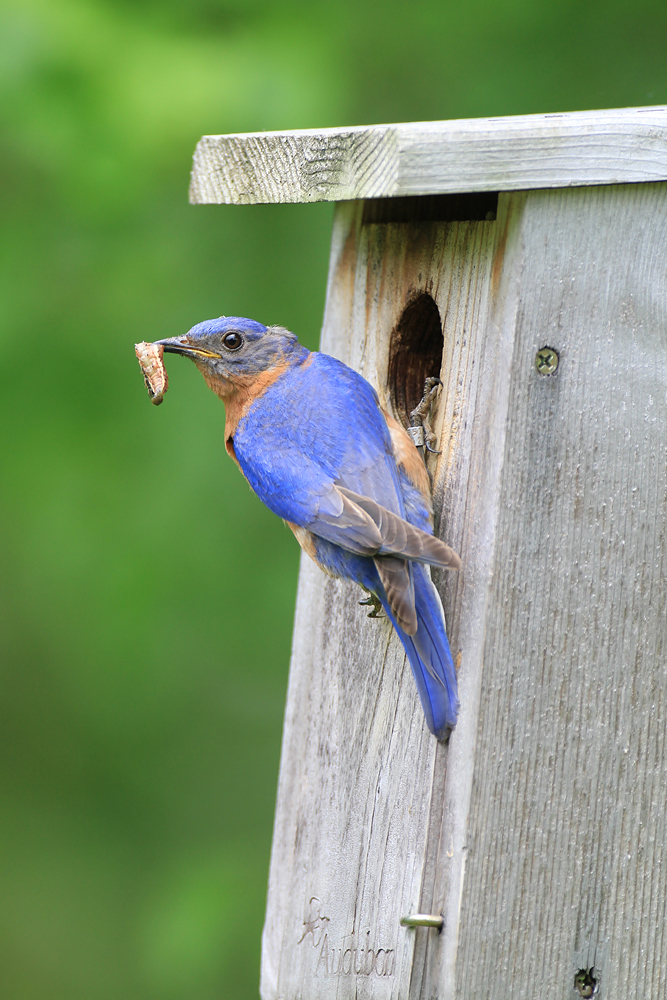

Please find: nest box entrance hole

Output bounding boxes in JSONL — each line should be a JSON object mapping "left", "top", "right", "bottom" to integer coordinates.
{"left": 388, "top": 292, "right": 444, "bottom": 428}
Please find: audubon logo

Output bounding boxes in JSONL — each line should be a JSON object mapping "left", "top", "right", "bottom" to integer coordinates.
{"left": 298, "top": 897, "right": 396, "bottom": 978}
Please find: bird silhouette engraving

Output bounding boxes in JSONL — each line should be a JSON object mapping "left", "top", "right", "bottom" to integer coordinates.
{"left": 152, "top": 316, "right": 460, "bottom": 738}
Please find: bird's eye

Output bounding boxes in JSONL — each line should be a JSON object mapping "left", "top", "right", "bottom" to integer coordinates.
{"left": 222, "top": 331, "right": 244, "bottom": 351}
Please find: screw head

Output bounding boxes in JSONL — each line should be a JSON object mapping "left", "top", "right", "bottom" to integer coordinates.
{"left": 535, "top": 346, "right": 559, "bottom": 375}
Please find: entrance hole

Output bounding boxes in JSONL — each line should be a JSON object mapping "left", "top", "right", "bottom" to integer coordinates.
{"left": 388, "top": 293, "right": 444, "bottom": 427}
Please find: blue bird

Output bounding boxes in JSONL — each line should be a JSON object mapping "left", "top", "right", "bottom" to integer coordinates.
{"left": 155, "top": 317, "right": 461, "bottom": 738}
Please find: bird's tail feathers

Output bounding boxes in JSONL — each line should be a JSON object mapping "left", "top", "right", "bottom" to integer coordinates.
{"left": 380, "top": 563, "right": 458, "bottom": 740}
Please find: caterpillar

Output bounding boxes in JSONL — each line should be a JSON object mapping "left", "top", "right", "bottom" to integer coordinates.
{"left": 135, "top": 341, "right": 169, "bottom": 405}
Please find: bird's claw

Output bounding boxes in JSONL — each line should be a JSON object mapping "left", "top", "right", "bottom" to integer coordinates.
{"left": 412, "top": 377, "right": 442, "bottom": 415}
{"left": 359, "top": 594, "right": 385, "bottom": 619}
{"left": 409, "top": 378, "right": 442, "bottom": 459}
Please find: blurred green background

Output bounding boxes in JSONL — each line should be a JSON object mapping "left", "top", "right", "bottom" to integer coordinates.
{"left": 1, "top": 0, "right": 666, "bottom": 997}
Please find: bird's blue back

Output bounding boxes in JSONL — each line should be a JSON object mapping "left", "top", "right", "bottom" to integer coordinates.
{"left": 233, "top": 353, "right": 407, "bottom": 526}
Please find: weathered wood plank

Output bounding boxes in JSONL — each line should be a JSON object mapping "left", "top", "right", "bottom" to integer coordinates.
{"left": 261, "top": 200, "right": 500, "bottom": 999}
{"left": 419, "top": 182, "right": 667, "bottom": 999}
{"left": 190, "top": 106, "right": 667, "bottom": 205}
{"left": 410, "top": 191, "right": 528, "bottom": 1000}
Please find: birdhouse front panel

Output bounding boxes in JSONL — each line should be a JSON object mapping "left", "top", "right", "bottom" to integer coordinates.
{"left": 261, "top": 195, "right": 504, "bottom": 1000}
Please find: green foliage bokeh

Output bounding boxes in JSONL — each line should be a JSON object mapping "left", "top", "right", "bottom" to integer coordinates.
{"left": 1, "top": 1, "right": 665, "bottom": 997}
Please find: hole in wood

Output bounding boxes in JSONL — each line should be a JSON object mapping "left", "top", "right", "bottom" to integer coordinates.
{"left": 362, "top": 192, "right": 498, "bottom": 225}
{"left": 574, "top": 968, "right": 598, "bottom": 997}
{"left": 388, "top": 293, "right": 444, "bottom": 428}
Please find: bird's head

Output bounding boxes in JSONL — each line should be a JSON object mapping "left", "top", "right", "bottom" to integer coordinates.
{"left": 155, "top": 317, "right": 308, "bottom": 395}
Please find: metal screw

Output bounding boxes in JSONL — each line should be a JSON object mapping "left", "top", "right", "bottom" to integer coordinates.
{"left": 535, "top": 346, "right": 559, "bottom": 375}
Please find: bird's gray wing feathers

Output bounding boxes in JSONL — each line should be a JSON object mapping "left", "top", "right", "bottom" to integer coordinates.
{"left": 309, "top": 487, "right": 459, "bottom": 637}
{"left": 312, "top": 484, "right": 459, "bottom": 567}
{"left": 373, "top": 556, "right": 417, "bottom": 634}
{"left": 313, "top": 484, "right": 383, "bottom": 554}
{"left": 335, "top": 487, "right": 460, "bottom": 569}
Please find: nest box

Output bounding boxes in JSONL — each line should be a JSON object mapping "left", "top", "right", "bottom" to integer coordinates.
{"left": 190, "top": 107, "right": 667, "bottom": 1000}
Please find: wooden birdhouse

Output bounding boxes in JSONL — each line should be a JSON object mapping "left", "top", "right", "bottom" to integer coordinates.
{"left": 189, "top": 107, "right": 667, "bottom": 1000}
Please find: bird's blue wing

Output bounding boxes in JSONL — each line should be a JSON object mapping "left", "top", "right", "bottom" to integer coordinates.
{"left": 233, "top": 353, "right": 406, "bottom": 529}
{"left": 234, "top": 350, "right": 459, "bottom": 735}
{"left": 233, "top": 353, "right": 459, "bottom": 578}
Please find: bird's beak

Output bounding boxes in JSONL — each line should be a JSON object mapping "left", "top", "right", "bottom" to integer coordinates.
{"left": 153, "top": 337, "right": 220, "bottom": 359}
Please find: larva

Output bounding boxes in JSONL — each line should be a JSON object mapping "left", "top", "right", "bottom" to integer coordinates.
{"left": 135, "top": 341, "right": 168, "bottom": 405}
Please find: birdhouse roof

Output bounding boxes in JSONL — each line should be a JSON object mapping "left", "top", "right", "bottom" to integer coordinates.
{"left": 189, "top": 105, "right": 667, "bottom": 205}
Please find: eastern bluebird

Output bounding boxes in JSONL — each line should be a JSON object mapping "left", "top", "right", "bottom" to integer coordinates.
{"left": 154, "top": 317, "right": 460, "bottom": 739}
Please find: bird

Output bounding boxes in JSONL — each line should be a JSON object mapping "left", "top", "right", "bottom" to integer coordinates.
{"left": 154, "top": 316, "right": 461, "bottom": 739}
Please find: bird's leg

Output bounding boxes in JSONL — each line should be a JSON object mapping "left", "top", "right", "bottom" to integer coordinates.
{"left": 408, "top": 377, "right": 442, "bottom": 457}
{"left": 358, "top": 587, "right": 385, "bottom": 619}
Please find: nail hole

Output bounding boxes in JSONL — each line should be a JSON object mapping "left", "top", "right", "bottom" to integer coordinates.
{"left": 574, "top": 968, "right": 597, "bottom": 997}
{"left": 389, "top": 292, "right": 443, "bottom": 427}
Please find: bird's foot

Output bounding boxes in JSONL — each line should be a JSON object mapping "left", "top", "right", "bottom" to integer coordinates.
{"left": 359, "top": 594, "right": 385, "bottom": 619}
{"left": 409, "top": 378, "right": 442, "bottom": 456}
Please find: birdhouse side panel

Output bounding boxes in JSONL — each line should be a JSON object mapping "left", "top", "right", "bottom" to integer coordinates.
{"left": 452, "top": 182, "right": 667, "bottom": 1000}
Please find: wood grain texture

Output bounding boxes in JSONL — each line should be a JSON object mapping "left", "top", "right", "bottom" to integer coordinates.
{"left": 444, "top": 182, "right": 667, "bottom": 1000}
{"left": 190, "top": 106, "right": 667, "bottom": 204}
{"left": 262, "top": 181, "right": 667, "bottom": 998}
{"left": 261, "top": 201, "right": 500, "bottom": 1000}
